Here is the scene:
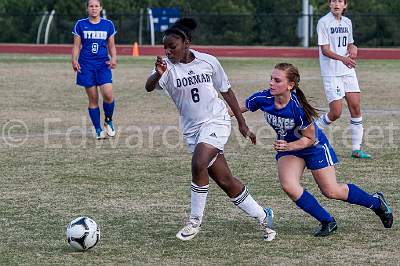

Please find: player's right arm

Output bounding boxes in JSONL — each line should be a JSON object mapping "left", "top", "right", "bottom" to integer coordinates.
{"left": 274, "top": 124, "right": 316, "bottom": 152}
{"left": 145, "top": 56, "right": 167, "bottom": 92}
{"left": 320, "top": 44, "right": 356, "bottom": 69}
{"left": 71, "top": 35, "right": 81, "bottom": 72}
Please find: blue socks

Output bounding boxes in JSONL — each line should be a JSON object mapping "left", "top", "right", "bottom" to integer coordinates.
{"left": 88, "top": 107, "right": 101, "bottom": 131}
{"left": 89, "top": 101, "right": 115, "bottom": 131}
{"left": 295, "top": 190, "right": 334, "bottom": 223}
{"left": 295, "top": 184, "right": 380, "bottom": 224}
{"left": 346, "top": 183, "right": 380, "bottom": 209}
{"left": 103, "top": 100, "right": 115, "bottom": 121}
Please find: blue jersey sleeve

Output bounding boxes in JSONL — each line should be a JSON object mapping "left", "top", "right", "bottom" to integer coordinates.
{"left": 72, "top": 20, "right": 82, "bottom": 37}
{"left": 107, "top": 20, "right": 117, "bottom": 38}
{"left": 245, "top": 90, "right": 269, "bottom": 112}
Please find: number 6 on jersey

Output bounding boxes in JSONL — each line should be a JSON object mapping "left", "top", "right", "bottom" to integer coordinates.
{"left": 191, "top": 88, "right": 200, "bottom": 102}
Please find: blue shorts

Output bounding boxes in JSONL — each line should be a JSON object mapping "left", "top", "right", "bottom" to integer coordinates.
{"left": 76, "top": 64, "right": 112, "bottom": 88}
{"left": 276, "top": 141, "right": 338, "bottom": 170}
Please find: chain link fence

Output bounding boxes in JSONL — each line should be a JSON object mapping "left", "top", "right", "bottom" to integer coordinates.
{"left": 1, "top": 12, "right": 399, "bottom": 47}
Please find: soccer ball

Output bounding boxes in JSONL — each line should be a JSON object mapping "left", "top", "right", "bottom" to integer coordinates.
{"left": 66, "top": 216, "right": 100, "bottom": 251}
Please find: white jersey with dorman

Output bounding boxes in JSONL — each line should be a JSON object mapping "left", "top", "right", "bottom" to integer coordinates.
{"left": 317, "top": 12, "right": 356, "bottom": 77}
{"left": 155, "top": 49, "right": 231, "bottom": 136}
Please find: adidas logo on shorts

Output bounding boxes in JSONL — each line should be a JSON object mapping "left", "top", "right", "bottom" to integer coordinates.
{"left": 209, "top": 132, "right": 217, "bottom": 138}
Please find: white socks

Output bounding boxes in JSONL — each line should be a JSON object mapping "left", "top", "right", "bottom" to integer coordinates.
{"left": 316, "top": 113, "right": 364, "bottom": 151}
{"left": 190, "top": 182, "right": 209, "bottom": 223}
{"left": 350, "top": 116, "right": 363, "bottom": 151}
{"left": 315, "top": 113, "right": 332, "bottom": 129}
{"left": 190, "top": 184, "right": 267, "bottom": 224}
{"left": 231, "top": 186, "right": 266, "bottom": 223}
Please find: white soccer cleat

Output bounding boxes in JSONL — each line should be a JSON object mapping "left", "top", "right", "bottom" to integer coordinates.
{"left": 104, "top": 120, "right": 116, "bottom": 137}
{"left": 263, "top": 227, "right": 277, "bottom": 241}
{"left": 260, "top": 208, "right": 276, "bottom": 241}
{"left": 96, "top": 130, "right": 107, "bottom": 140}
{"left": 176, "top": 218, "right": 201, "bottom": 241}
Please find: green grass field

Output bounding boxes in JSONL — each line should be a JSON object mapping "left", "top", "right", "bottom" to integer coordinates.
{"left": 0, "top": 54, "right": 399, "bottom": 265}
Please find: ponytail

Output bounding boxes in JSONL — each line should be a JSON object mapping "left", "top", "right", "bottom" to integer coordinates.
{"left": 293, "top": 87, "right": 318, "bottom": 123}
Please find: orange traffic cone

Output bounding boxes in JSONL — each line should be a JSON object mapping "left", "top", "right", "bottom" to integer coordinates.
{"left": 132, "top": 42, "right": 139, "bottom": 57}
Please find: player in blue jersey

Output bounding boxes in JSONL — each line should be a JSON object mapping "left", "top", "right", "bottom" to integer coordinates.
{"left": 241, "top": 63, "right": 393, "bottom": 236}
{"left": 72, "top": 0, "right": 117, "bottom": 139}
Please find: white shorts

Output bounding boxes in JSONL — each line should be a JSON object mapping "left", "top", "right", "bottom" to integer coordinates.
{"left": 184, "top": 117, "right": 231, "bottom": 154}
{"left": 322, "top": 74, "right": 360, "bottom": 103}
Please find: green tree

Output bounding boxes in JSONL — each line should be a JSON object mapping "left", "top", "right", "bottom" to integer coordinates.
{"left": 250, "top": 0, "right": 302, "bottom": 45}
{"left": 0, "top": 0, "right": 46, "bottom": 43}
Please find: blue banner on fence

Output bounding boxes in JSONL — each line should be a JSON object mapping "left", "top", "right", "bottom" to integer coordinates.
{"left": 150, "top": 7, "right": 180, "bottom": 32}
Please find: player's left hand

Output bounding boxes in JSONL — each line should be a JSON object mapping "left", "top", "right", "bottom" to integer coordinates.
{"left": 72, "top": 60, "right": 81, "bottom": 73}
{"left": 342, "top": 56, "right": 357, "bottom": 69}
{"left": 274, "top": 140, "right": 289, "bottom": 152}
{"left": 239, "top": 123, "right": 256, "bottom": 145}
{"left": 247, "top": 130, "right": 256, "bottom": 145}
{"left": 348, "top": 45, "right": 358, "bottom": 59}
{"left": 106, "top": 58, "right": 117, "bottom": 69}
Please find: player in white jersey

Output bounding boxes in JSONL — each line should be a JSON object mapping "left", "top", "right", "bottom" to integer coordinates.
{"left": 315, "top": 0, "right": 371, "bottom": 159}
{"left": 145, "top": 18, "right": 276, "bottom": 242}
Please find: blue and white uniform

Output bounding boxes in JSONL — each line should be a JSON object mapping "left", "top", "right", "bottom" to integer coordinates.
{"left": 72, "top": 18, "right": 116, "bottom": 87}
{"left": 246, "top": 89, "right": 338, "bottom": 170}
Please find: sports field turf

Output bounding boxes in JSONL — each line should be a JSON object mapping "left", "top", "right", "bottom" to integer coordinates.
{"left": 0, "top": 54, "right": 399, "bottom": 264}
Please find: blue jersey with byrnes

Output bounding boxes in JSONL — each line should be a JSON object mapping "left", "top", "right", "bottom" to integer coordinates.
{"left": 72, "top": 18, "right": 116, "bottom": 68}
{"left": 72, "top": 18, "right": 116, "bottom": 87}
{"left": 245, "top": 89, "right": 338, "bottom": 170}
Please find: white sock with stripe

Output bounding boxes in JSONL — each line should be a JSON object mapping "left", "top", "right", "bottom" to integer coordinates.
{"left": 350, "top": 117, "right": 363, "bottom": 151}
{"left": 315, "top": 113, "right": 332, "bottom": 129}
{"left": 231, "top": 186, "right": 266, "bottom": 223}
{"left": 190, "top": 182, "right": 209, "bottom": 223}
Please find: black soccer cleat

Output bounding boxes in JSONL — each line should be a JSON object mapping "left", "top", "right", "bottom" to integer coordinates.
{"left": 372, "top": 192, "right": 393, "bottom": 228}
{"left": 314, "top": 218, "right": 337, "bottom": 237}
